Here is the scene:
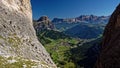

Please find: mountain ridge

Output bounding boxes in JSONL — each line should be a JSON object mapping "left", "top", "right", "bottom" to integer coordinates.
{"left": 52, "top": 15, "right": 110, "bottom": 24}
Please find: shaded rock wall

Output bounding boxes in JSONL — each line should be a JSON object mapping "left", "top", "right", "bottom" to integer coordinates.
{"left": 95, "top": 4, "right": 120, "bottom": 68}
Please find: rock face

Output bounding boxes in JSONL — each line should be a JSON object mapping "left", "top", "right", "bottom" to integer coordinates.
{"left": 95, "top": 4, "right": 120, "bottom": 68}
{"left": 34, "top": 16, "right": 55, "bottom": 33}
{"left": 0, "top": 0, "right": 56, "bottom": 67}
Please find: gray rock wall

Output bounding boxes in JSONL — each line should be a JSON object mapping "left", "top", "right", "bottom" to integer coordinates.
{"left": 0, "top": 0, "right": 56, "bottom": 67}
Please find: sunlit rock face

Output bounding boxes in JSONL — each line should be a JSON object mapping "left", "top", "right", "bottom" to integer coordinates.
{"left": 95, "top": 4, "right": 120, "bottom": 68}
{"left": 34, "top": 16, "right": 55, "bottom": 33}
{"left": 0, "top": 0, "right": 56, "bottom": 67}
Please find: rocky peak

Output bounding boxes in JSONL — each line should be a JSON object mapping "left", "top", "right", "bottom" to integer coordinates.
{"left": 37, "top": 16, "right": 52, "bottom": 26}
{"left": 95, "top": 4, "right": 120, "bottom": 68}
{"left": 37, "top": 16, "right": 50, "bottom": 22}
{"left": 0, "top": 0, "right": 56, "bottom": 67}
{"left": 34, "top": 16, "right": 55, "bottom": 33}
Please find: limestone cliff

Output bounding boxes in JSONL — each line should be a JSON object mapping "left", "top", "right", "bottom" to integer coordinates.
{"left": 0, "top": 0, "right": 56, "bottom": 67}
{"left": 95, "top": 4, "right": 120, "bottom": 68}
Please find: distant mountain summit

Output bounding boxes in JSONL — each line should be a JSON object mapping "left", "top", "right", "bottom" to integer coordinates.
{"left": 37, "top": 16, "right": 50, "bottom": 22}
{"left": 52, "top": 15, "right": 110, "bottom": 24}
{"left": 34, "top": 16, "right": 55, "bottom": 33}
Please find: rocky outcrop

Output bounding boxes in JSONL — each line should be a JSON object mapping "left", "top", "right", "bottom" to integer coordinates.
{"left": 34, "top": 16, "right": 55, "bottom": 33}
{"left": 95, "top": 4, "right": 120, "bottom": 68}
{"left": 0, "top": 0, "right": 56, "bottom": 67}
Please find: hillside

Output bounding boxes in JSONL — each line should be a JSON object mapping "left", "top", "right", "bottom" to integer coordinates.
{"left": 37, "top": 29, "right": 80, "bottom": 67}
{"left": 64, "top": 23, "right": 105, "bottom": 39}
{"left": 36, "top": 29, "right": 101, "bottom": 68}
{"left": 54, "top": 22, "right": 105, "bottom": 39}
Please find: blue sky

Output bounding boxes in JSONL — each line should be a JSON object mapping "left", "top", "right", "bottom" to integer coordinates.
{"left": 31, "top": 0, "right": 119, "bottom": 20}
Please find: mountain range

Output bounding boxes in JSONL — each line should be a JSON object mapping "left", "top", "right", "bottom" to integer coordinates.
{"left": 35, "top": 15, "right": 107, "bottom": 39}
{"left": 52, "top": 15, "right": 110, "bottom": 24}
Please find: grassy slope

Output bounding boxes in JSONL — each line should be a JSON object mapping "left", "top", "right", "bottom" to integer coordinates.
{"left": 37, "top": 29, "right": 101, "bottom": 68}
{"left": 0, "top": 56, "right": 49, "bottom": 68}
{"left": 37, "top": 30, "right": 81, "bottom": 68}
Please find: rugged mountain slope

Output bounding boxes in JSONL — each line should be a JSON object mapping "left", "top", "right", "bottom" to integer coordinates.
{"left": 0, "top": 0, "right": 56, "bottom": 67}
{"left": 64, "top": 23, "right": 105, "bottom": 39}
{"left": 54, "top": 22, "right": 80, "bottom": 31}
{"left": 95, "top": 4, "right": 120, "bottom": 68}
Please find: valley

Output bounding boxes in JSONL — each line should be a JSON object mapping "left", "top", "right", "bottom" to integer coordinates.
{"left": 0, "top": 0, "right": 119, "bottom": 68}
{"left": 34, "top": 16, "right": 107, "bottom": 68}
